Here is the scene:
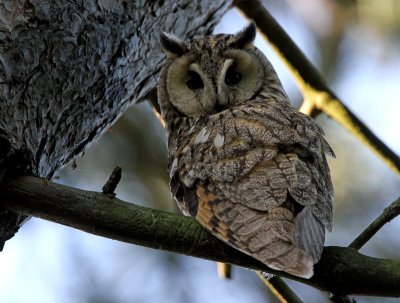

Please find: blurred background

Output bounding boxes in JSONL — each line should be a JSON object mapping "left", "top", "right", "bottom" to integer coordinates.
{"left": 1, "top": 0, "right": 400, "bottom": 302}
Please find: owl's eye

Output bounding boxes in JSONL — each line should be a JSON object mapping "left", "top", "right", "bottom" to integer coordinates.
{"left": 225, "top": 65, "right": 242, "bottom": 86}
{"left": 186, "top": 71, "right": 204, "bottom": 90}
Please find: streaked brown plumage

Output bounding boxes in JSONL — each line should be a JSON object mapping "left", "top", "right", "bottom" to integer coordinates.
{"left": 158, "top": 22, "right": 334, "bottom": 278}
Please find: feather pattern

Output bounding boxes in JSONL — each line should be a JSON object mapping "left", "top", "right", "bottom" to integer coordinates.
{"left": 158, "top": 23, "right": 334, "bottom": 278}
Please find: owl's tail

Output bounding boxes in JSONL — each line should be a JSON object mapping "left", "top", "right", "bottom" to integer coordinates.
{"left": 263, "top": 243, "right": 314, "bottom": 278}
{"left": 254, "top": 206, "right": 314, "bottom": 278}
{"left": 195, "top": 183, "right": 314, "bottom": 278}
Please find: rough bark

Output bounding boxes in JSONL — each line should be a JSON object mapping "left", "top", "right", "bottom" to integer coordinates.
{"left": 0, "top": 0, "right": 232, "bottom": 249}
{"left": 1, "top": 176, "right": 399, "bottom": 297}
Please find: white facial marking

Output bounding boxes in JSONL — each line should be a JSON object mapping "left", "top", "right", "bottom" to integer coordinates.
{"left": 214, "top": 133, "right": 225, "bottom": 147}
{"left": 194, "top": 127, "right": 210, "bottom": 144}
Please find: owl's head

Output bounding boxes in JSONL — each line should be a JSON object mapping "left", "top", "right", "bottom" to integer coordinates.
{"left": 158, "top": 22, "right": 282, "bottom": 120}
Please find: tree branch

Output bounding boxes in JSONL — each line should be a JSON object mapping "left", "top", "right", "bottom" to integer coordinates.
{"left": 349, "top": 197, "right": 400, "bottom": 250}
{"left": 0, "top": 176, "right": 399, "bottom": 297}
{"left": 235, "top": 0, "right": 400, "bottom": 175}
{"left": 257, "top": 273, "right": 304, "bottom": 303}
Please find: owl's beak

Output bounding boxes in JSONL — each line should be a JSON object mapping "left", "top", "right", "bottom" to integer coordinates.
{"left": 214, "top": 102, "right": 225, "bottom": 112}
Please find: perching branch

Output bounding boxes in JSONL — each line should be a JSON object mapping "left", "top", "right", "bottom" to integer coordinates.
{"left": 349, "top": 198, "right": 400, "bottom": 250}
{"left": 1, "top": 176, "right": 400, "bottom": 297}
{"left": 235, "top": 0, "right": 400, "bottom": 175}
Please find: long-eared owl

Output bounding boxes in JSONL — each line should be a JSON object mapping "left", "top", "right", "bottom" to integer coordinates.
{"left": 157, "top": 22, "right": 334, "bottom": 278}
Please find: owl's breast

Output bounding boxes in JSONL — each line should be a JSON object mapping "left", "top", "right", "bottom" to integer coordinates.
{"left": 172, "top": 102, "right": 298, "bottom": 185}
{"left": 170, "top": 100, "right": 333, "bottom": 215}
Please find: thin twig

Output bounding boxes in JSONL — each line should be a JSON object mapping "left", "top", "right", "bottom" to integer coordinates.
{"left": 217, "top": 262, "right": 232, "bottom": 279}
{"left": 235, "top": 0, "right": 400, "bottom": 175}
{"left": 343, "top": 198, "right": 400, "bottom": 303}
{"left": 349, "top": 197, "right": 400, "bottom": 250}
{"left": 102, "top": 166, "right": 122, "bottom": 198}
{"left": 257, "top": 273, "right": 304, "bottom": 303}
{"left": 145, "top": 88, "right": 160, "bottom": 114}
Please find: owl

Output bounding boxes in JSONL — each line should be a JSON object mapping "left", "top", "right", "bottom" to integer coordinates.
{"left": 157, "top": 22, "right": 334, "bottom": 278}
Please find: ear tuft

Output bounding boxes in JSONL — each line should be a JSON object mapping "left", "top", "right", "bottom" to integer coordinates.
{"left": 160, "top": 32, "right": 188, "bottom": 58}
{"left": 230, "top": 22, "right": 256, "bottom": 49}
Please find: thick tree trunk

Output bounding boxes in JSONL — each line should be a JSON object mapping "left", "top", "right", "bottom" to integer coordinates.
{"left": 0, "top": 0, "right": 232, "bottom": 250}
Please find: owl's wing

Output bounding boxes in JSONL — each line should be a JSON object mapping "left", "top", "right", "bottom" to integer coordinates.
{"left": 290, "top": 157, "right": 332, "bottom": 263}
{"left": 276, "top": 106, "right": 334, "bottom": 262}
{"left": 289, "top": 112, "right": 334, "bottom": 231}
{"left": 195, "top": 182, "right": 314, "bottom": 278}
{"left": 171, "top": 100, "right": 334, "bottom": 270}
{"left": 293, "top": 204, "right": 325, "bottom": 263}
{"left": 287, "top": 148, "right": 332, "bottom": 262}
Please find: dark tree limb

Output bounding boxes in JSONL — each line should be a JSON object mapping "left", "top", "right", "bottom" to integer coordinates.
{"left": 1, "top": 176, "right": 400, "bottom": 298}
{"left": 235, "top": 0, "right": 400, "bottom": 175}
{"left": 349, "top": 198, "right": 400, "bottom": 250}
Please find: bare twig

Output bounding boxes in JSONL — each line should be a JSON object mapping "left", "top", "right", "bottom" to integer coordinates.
{"left": 145, "top": 88, "right": 160, "bottom": 114}
{"left": 257, "top": 273, "right": 304, "bottom": 303}
{"left": 349, "top": 198, "right": 400, "bottom": 250}
{"left": 217, "top": 262, "right": 232, "bottom": 279}
{"left": 102, "top": 167, "right": 122, "bottom": 198}
{"left": 235, "top": 0, "right": 400, "bottom": 175}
